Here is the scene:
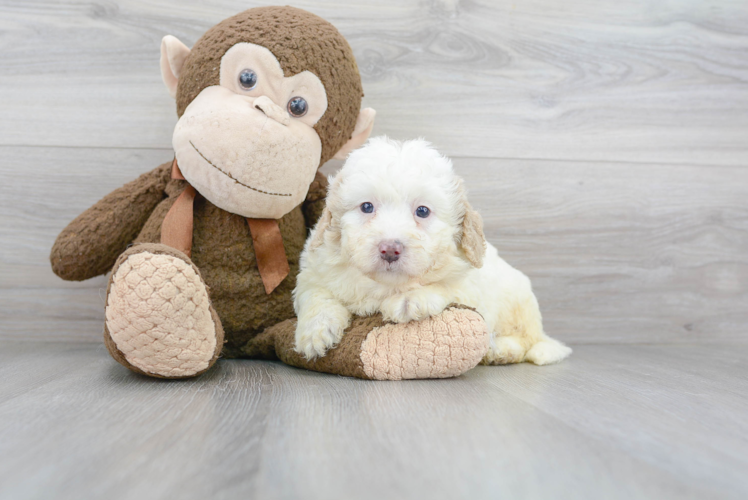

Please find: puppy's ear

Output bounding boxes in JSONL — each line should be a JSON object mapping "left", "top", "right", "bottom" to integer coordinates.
{"left": 460, "top": 200, "right": 487, "bottom": 268}
{"left": 309, "top": 207, "right": 332, "bottom": 250}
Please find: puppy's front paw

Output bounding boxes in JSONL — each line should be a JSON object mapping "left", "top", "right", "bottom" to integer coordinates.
{"left": 295, "top": 313, "right": 347, "bottom": 360}
{"left": 381, "top": 291, "right": 450, "bottom": 323}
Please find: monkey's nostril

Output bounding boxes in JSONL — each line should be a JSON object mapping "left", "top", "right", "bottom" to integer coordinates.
{"left": 252, "top": 96, "right": 290, "bottom": 126}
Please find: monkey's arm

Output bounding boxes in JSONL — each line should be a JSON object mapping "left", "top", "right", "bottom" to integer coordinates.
{"left": 301, "top": 171, "right": 329, "bottom": 230}
{"left": 242, "top": 306, "right": 490, "bottom": 380}
{"left": 50, "top": 162, "right": 172, "bottom": 281}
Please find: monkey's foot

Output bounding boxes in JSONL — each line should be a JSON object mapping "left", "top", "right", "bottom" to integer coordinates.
{"left": 249, "top": 305, "right": 489, "bottom": 380}
{"left": 104, "top": 244, "right": 224, "bottom": 378}
{"left": 357, "top": 306, "right": 490, "bottom": 379}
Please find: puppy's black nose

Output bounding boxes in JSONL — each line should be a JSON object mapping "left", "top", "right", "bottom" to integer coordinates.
{"left": 379, "top": 240, "right": 403, "bottom": 263}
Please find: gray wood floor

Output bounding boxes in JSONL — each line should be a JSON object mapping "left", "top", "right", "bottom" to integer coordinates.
{"left": 2, "top": 0, "right": 748, "bottom": 498}
{"left": 0, "top": 341, "right": 746, "bottom": 500}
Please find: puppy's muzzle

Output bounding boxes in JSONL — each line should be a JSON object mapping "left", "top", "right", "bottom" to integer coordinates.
{"left": 378, "top": 240, "right": 403, "bottom": 263}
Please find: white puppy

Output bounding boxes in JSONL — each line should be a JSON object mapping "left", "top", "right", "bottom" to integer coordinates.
{"left": 293, "top": 137, "right": 571, "bottom": 366}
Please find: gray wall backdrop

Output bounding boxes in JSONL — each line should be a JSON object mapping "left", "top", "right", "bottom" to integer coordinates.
{"left": 1, "top": 0, "right": 747, "bottom": 343}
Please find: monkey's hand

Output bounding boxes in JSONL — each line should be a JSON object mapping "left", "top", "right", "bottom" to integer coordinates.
{"left": 50, "top": 161, "right": 171, "bottom": 281}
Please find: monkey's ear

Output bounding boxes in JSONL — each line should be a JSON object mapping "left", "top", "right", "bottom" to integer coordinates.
{"left": 309, "top": 207, "right": 332, "bottom": 250}
{"left": 333, "top": 108, "right": 376, "bottom": 160}
{"left": 160, "top": 35, "right": 191, "bottom": 99}
{"left": 460, "top": 200, "right": 487, "bottom": 268}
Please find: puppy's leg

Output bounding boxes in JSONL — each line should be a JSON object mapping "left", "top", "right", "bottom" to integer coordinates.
{"left": 380, "top": 286, "right": 451, "bottom": 324}
{"left": 484, "top": 293, "right": 571, "bottom": 366}
{"left": 294, "top": 288, "right": 352, "bottom": 359}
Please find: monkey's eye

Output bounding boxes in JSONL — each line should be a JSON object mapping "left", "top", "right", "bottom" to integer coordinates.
{"left": 360, "top": 202, "right": 374, "bottom": 214}
{"left": 287, "top": 97, "right": 308, "bottom": 117}
{"left": 238, "top": 69, "right": 258, "bottom": 90}
{"left": 415, "top": 206, "right": 430, "bottom": 218}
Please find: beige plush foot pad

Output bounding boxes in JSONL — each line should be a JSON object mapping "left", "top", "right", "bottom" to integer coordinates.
{"left": 359, "top": 307, "right": 490, "bottom": 380}
{"left": 105, "top": 248, "right": 219, "bottom": 378}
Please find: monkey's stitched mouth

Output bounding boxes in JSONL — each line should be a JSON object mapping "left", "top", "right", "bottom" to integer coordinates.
{"left": 189, "top": 141, "right": 292, "bottom": 197}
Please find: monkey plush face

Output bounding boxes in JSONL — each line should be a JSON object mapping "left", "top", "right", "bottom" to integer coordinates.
{"left": 172, "top": 42, "right": 328, "bottom": 218}
{"left": 160, "top": 7, "right": 375, "bottom": 219}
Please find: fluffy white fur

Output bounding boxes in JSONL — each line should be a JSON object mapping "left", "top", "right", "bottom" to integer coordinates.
{"left": 293, "top": 137, "right": 572, "bottom": 365}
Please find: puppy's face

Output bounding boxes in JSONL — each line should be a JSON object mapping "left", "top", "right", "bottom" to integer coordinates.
{"left": 317, "top": 138, "right": 485, "bottom": 285}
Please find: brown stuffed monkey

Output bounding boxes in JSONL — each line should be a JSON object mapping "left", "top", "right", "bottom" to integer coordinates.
{"left": 50, "top": 6, "right": 489, "bottom": 380}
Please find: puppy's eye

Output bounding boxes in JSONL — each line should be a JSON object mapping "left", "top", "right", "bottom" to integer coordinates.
{"left": 415, "top": 206, "right": 430, "bottom": 218}
{"left": 239, "top": 69, "right": 258, "bottom": 90}
{"left": 360, "top": 202, "right": 374, "bottom": 214}
{"left": 288, "top": 97, "right": 308, "bottom": 117}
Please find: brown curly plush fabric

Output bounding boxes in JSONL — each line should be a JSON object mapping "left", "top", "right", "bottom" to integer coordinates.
{"left": 242, "top": 305, "right": 490, "bottom": 380}
{"left": 50, "top": 6, "right": 357, "bottom": 361}
{"left": 301, "top": 171, "right": 330, "bottom": 230}
{"left": 243, "top": 316, "right": 384, "bottom": 378}
{"left": 50, "top": 164, "right": 171, "bottom": 281}
{"left": 176, "top": 6, "right": 363, "bottom": 164}
{"left": 128, "top": 167, "right": 326, "bottom": 357}
{"left": 50, "top": 160, "right": 327, "bottom": 358}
